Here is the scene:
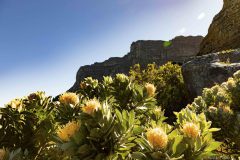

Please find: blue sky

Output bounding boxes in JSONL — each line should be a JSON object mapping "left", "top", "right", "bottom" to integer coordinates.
{"left": 0, "top": 0, "right": 223, "bottom": 106}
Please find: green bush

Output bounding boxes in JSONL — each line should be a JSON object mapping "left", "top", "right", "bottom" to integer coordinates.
{"left": 188, "top": 70, "right": 240, "bottom": 156}
{"left": 0, "top": 72, "right": 222, "bottom": 159}
{"left": 0, "top": 92, "right": 57, "bottom": 159}
{"left": 129, "top": 62, "right": 189, "bottom": 119}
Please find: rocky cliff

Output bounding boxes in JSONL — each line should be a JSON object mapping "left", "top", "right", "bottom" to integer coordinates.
{"left": 198, "top": 0, "right": 240, "bottom": 55}
{"left": 69, "top": 36, "right": 203, "bottom": 91}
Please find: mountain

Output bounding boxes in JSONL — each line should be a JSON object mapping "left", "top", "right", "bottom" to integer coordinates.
{"left": 198, "top": 0, "right": 240, "bottom": 55}
{"left": 69, "top": 36, "right": 203, "bottom": 91}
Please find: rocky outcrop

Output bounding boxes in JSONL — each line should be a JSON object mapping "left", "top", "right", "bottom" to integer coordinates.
{"left": 182, "top": 49, "right": 240, "bottom": 99}
{"left": 198, "top": 0, "right": 240, "bottom": 55}
{"left": 69, "top": 36, "right": 203, "bottom": 91}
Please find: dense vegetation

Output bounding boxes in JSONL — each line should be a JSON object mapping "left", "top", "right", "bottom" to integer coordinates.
{"left": 129, "top": 62, "right": 189, "bottom": 121}
{"left": 188, "top": 70, "right": 240, "bottom": 156}
{"left": 0, "top": 62, "right": 239, "bottom": 159}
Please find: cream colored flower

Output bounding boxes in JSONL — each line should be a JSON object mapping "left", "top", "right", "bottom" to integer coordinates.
{"left": 59, "top": 92, "right": 79, "bottom": 105}
{"left": 218, "top": 103, "right": 233, "bottom": 114}
{"left": 154, "top": 108, "right": 162, "bottom": 114}
{"left": 222, "top": 106, "right": 233, "bottom": 114}
{"left": 57, "top": 121, "right": 80, "bottom": 141}
{"left": 226, "top": 78, "right": 236, "bottom": 90}
{"left": 182, "top": 122, "right": 200, "bottom": 139}
{"left": 145, "top": 83, "right": 156, "bottom": 97}
{"left": 208, "top": 106, "right": 218, "bottom": 113}
{"left": 9, "top": 99, "right": 22, "bottom": 111}
{"left": 0, "top": 149, "right": 6, "bottom": 160}
{"left": 233, "top": 70, "right": 240, "bottom": 79}
{"left": 116, "top": 74, "right": 128, "bottom": 82}
{"left": 82, "top": 99, "right": 101, "bottom": 115}
{"left": 147, "top": 127, "right": 168, "bottom": 149}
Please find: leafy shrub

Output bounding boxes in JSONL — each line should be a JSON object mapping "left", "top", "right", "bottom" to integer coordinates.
{"left": 0, "top": 73, "right": 222, "bottom": 159}
{"left": 129, "top": 62, "right": 189, "bottom": 119}
{"left": 188, "top": 70, "right": 240, "bottom": 156}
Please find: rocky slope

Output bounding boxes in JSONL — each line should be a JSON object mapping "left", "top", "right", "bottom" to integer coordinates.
{"left": 198, "top": 0, "right": 240, "bottom": 55}
{"left": 69, "top": 36, "right": 203, "bottom": 91}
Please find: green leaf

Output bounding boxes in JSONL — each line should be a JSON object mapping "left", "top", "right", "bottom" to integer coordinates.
{"left": 205, "top": 142, "right": 222, "bottom": 152}
{"left": 163, "top": 41, "right": 172, "bottom": 47}
{"left": 131, "top": 152, "right": 147, "bottom": 160}
{"left": 172, "top": 136, "right": 183, "bottom": 155}
{"left": 208, "top": 128, "right": 220, "bottom": 132}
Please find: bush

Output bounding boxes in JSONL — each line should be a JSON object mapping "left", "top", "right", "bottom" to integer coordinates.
{"left": 129, "top": 62, "right": 189, "bottom": 120}
{"left": 0, "top": 73, "right": 222, "bottom": 159}
{"left": 187, "top": 70, "right": 240, "bottom": 156}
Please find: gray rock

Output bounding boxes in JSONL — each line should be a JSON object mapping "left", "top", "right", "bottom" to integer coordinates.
{"left": 182, "top": 49, "right": 240, "bottom": 99}
{"left": 69, "top": 36, "right": 203, "bottom": 91}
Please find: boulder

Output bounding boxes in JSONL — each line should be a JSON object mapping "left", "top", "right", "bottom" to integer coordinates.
{"left": 182, "top": 49, "right": 240, "bottom": 99}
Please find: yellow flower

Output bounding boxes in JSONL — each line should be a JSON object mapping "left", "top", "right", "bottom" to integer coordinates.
{"left": 226, "top": 78, "right": 236, "bottom": 90}
{"left": 116, "top": 74, "right": 128, "bottom": 82}
{"left": 57, "top": 121, "right": 80, "bottom": 141}
{"left": 218, "top": 103, "right": 233, "bottom": 114}
{"left": 0, "top": 149, "right": 6, "bottom": 160}
{"left": 59, "top": 93, "right": 79, "bottom": 105}
{"left": 233, "top": 70, "right": 240, "bottom": 79}
{"left": 147, "top": 127, "right": 168, "bottom": 149}
{"left": 82, "top": 99, "right": 101, "bottom": 115}
{"left": 154, "top": 108, "right": 162, "bottom": 114}
{"left": 222, "top": 106, "right": 233, "bottom": 114}
{"left": 145, "top": 83, "right": 156, "bottom": 97}
{"left": 9, "top": 99, "right": 22, "bottom": 111}
{"left": 208, "top": 106, "right": 218, "bottom": 113}
{"left": 182, "top": 122, "right": 200, "bottom": 139}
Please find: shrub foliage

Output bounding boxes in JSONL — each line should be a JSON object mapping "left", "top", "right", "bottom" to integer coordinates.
{"left": 188, "top": 70, "right": 240, "bottom": 156}
{"left": 129, "top": 62, "right": 189, "bottom": 119}
{"left": 2, "top": 64, "right": 239, "bottom": 159}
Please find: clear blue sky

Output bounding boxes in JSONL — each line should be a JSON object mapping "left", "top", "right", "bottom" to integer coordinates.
{"left": 0, "top": 0, "right": 223, "bottom": 106}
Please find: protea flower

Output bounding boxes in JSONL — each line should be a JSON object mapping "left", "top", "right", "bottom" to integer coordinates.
{"left": 226, "top": 78, "right": 236, "bottom": 90}
{"left": 182, "top": 122, "right": 200, "bottom": 139}
{"left": 208, "top": 106, "right": 218, "bottom": 113}
{"left": 147, "top": 127, "right": 168, "bottom": 149}
{"left": 221, "top": 106, "right": 233, "bottom": 114}
{"left": 9, "top": 99, "right": 22, "bottom": 111}
{"left": 59, "top": 92, "right": 79, "bottom": 106}
{"left": 145, "top": 83, "right": 156, "bottom": 97}
{"left": 57, "top": 121, "right": 80, "bottom": 141}
{"left": 82, "top": 99, "right": 101, "bottom": 115}
{"left": 116, "top": 74, "right": 128, "bottom": 82}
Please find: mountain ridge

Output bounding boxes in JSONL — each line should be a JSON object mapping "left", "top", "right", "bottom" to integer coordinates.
{"left": 69, "top": 35, "right": 203, "bottom": 91}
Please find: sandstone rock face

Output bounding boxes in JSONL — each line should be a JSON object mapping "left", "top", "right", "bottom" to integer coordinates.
{"left": 182, "top": 49, "right": 240, "bottom": 99}
{"left": 199, "top": 0, "right": 240, "bottom": 55}
{"left": 69, "top": 36, "right": 203, "bottom": 91}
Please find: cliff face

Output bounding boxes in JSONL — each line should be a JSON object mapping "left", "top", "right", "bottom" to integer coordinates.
{"left": 69, "top": 36, "right": 203, "bottom": 91}
{"left": 199, "top": 0, "right": 240, "bottom": 55}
